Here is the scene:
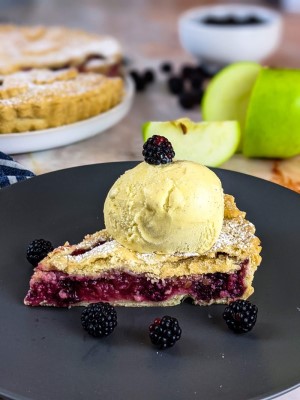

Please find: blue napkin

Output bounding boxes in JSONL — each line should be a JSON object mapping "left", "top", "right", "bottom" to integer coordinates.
{"left": 0, "top": 151, "right": 35, "bottom": 188}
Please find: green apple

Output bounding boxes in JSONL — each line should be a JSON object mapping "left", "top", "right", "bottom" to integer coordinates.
{"left": 142, "top": 118, "right": 240, "bottom": 167}
{"left": 244, "top": 68, "right": 300, "bottom": 158}
{"left": 201, "top": 62, "right": 261, "bottom": 151}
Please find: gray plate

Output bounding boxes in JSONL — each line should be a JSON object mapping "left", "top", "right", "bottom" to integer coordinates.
{"left": 0, "top": 162, "right": 299, "bottom": 400}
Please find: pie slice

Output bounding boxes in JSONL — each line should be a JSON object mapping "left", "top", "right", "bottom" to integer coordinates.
{"left": 0, "top": 25, "right": 122, "bottom": 76}
{"left": 24, "top": 195, "right": 262, "bottom": 307}
{"left": 0, "top": 68, "right": 124, "bottom": 133}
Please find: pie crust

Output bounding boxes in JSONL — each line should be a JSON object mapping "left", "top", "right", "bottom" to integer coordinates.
{"left": 0, "top": 25, "right": 122, "bottom": 75}
{"left": 0, "top": 68, "right": 124, "bottom": 133}
{"left": 24, "top": 195, "right": 262, "bottom": 307}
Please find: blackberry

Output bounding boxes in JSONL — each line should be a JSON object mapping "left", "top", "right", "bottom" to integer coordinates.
{"left": 192, "top": 65, "right": 207, "bottom": 80}
{"left": 143, "top": 68, "right": 155, "bottom": 84}
{"left": 149, "top": 316, "right": 182, "bottom": 349}
{"left": 81, "top": 302, "right": 117, "bottom": 338}
{"left": 178, "top": 91, "right": 195, "bottom": 109}
{"left": 129, "top": 70, "right": 146, "bottom": 92}
{"left": 26, "top": 239, "right": 54, "bottom": 266}
{"left": 143, "top": 135, "right": 175, "bottom": 165}
{"left": 191, "top": 88, "right": 204, "bottom": 104}
{"left": 160, "top": 62, "right": 173, "bottom": 74}
{"left": 190, "top": 76, "right": 204, "bottom": 90}
{"left": 180, "top": 64, "right": 195, "bottom": 78}
{"left": 223, "top": 299, "right": 258, "bottom": 333}
{"left": 167, "top": 76, "right": 184, "bottom": 95}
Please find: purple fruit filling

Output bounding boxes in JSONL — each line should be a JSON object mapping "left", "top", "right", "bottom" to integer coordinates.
{"left": 25, "top": 260, "right": 248, "bottom": 307}
{"left": 70, "top": 240, "right": 106, "bottom": 256}
{"left": 21, "top": 58, "right": 121, "bottom": 76}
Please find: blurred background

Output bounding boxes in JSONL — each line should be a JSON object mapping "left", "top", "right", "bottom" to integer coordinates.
{"left": 1, "top": 0, "right": 299, "bottom": 193}
{"left": 0, "top": 0, "right": 299, "bottom": 68}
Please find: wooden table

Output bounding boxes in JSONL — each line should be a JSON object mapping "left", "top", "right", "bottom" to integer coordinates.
{"left": 1, "top": 1, "right": 299, "bottom": 399}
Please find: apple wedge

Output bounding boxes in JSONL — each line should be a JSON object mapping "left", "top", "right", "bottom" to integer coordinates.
{"left": 201, "top": 62, "right": 261, "bottom": 151}
{"left": 244, "top": 68, "right": 300, "bottom": 158}
{"left": 142, "top": 118, "right": 240, "bottom": 167}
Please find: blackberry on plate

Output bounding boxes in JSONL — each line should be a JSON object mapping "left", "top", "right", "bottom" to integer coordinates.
{"left": 223, "top": 299, "right": 258, "bottom": 333}
{"left": 81, "top": 302, "right": 117, "bottom": 338}
{"left": 143, "top": 135, "right": 175, "bottom": 165}
{"left": 149, "top": 316, "right": 182, "bottom": 349}
{"left": 26, "top": 239, "right": 54, "bottom": 266}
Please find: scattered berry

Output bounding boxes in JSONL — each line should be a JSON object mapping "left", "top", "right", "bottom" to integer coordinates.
{"left": 181, "top": 64, "right": 196, "bottom": 79}
{"left": 190, "top": 76, "right": 204, "bottom": 90}
{"left": 143, "top": 68, "right": 155, "bottom": 84}
{"left": 26, "top": 239, "right": 54, "bottom": 266}
{"left": 143, "top": 135, "right": 175, "bottom": 165}
{"left": 192, "top": 65, "right": 207, "bottom": 79}
{"left": 149, "top": 316, "right": 182, "bottom": 349}
{"left": 81, "top": 302, "right": 117, "bottom": 338}
{"left": 129, "top": 70, "right": 146, "bottom": 92}
{"left": 223, "top": 299, "right": 258, "bottom": 333}
{"left": 191, "top": 88, "right": 204, "bottom": 104}
{"left": 178, "top": 91, "right": 195, "bottom": 109}
{"left": 167, "top": 76, "right": 184, "bottom": 95}
{"left": 160, "top": 62, "right": 173, "bottom": 74}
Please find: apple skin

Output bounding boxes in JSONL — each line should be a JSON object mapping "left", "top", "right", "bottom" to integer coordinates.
{"left": 201, "top": 62, "right": 261, "bottom": 151}
{"left": 244, "top": 68, "right": 300, "bottom": 158}
{"left": 142, "top": 118, "right": 240, "bottom": 167}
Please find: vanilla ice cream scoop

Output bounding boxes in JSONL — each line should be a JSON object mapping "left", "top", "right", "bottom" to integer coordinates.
{"left": 104, "top": 161, "right": 224, "bottom": 254}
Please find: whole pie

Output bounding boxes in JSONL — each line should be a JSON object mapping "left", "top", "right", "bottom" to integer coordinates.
{"left": 0, "top": 25, "right": 122, "bottom": 76}
{"left": 0, "top": 68, "right": 124, "bottom": 133}
{"left": 24, "top": 194, "right": 262, "bottom": 307}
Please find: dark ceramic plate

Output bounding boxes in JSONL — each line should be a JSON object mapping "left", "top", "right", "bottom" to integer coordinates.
{"left": 0, "top": 162, "right": 299, "bottom": 400}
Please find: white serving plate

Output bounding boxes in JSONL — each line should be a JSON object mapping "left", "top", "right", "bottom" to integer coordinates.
{"left": 0, "top": 76, "right": 134, "bottom": 155}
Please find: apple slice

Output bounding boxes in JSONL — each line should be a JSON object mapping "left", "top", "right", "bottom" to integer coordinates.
{"left": 142, "top": 118, "right": 240, "bottom": 167}
{"left": 201, "top": 62, "right": 261, "bottom": 151}
{"left": 244, "top": 68, "right": 300, "bottom": 158}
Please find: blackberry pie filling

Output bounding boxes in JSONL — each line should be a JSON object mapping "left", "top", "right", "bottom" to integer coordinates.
{"left": 25, "top": 260, "right": 248, "bottom": 307}
{"left": 22, "top": 56, "right": 122, "bottom": 76}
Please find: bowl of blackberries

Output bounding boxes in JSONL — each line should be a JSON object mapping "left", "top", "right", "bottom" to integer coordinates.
{"left": 178, "top": 4, "right": 282, "bottom": 65}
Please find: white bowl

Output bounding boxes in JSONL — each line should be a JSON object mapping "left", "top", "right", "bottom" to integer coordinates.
{"left": 178, "top": 4, "right": 283, "bottom": 65}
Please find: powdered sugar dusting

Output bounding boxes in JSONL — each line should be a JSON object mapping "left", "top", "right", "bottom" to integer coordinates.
{"left": 0, "top": 69, "right": 107, "bottom": 106}
{"left": 66, "top": 217, "right": 255, "bottom": 264}
{"left": 69, "top": 240, "right": 120, "bottom": 262}
{"left": 210, "top": 218, "right": 255, "bottom": 252}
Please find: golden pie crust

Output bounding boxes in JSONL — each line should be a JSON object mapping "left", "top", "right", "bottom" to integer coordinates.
{"left": 0, "top": 25, "right": 122, "bottom": 75}
{"left": 0, "top": 68, "right": 124, "bottom": 133}
{"left": 28, "top": 195, "right": 262, "bottom": 306}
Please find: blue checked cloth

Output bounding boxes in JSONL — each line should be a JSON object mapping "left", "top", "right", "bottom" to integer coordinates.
{"left": 0, "top": 151, "right": 35, "bottom": 188}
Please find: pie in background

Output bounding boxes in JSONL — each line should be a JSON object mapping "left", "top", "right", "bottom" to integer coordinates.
{"left": 0, "top": 25, "right": 122, "bottom": 76}
{"left": 0, "top": 68, "right": 124, "bottom": 133}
